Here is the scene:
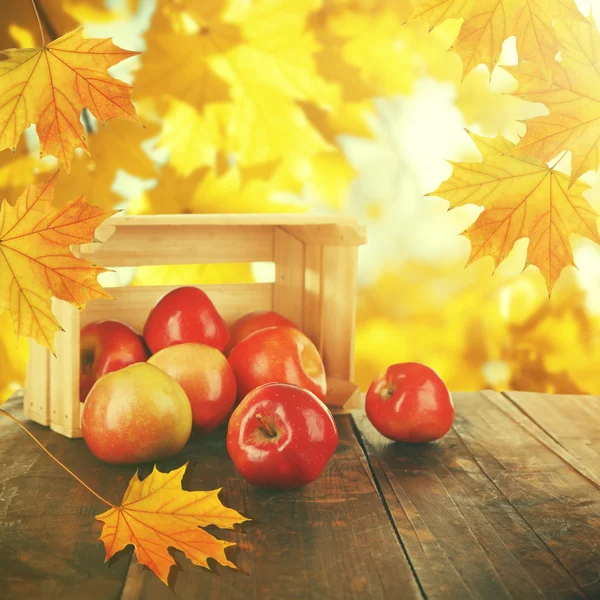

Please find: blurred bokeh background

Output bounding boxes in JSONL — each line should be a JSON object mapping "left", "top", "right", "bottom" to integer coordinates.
{"left": 2, "top": 0, "right": 600, "bottom": 402}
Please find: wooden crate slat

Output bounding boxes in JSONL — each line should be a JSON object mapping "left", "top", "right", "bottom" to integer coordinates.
{"left": 303, "top": 244, "right": 324, "bottom": 354}
{"left": 24, "top": 341, "right": 50, "bottom": 426}
{"left": 273, "top": 228, "right": 305, "bottom": 327}
{"left": 81, "top": 283, "right": 275, "bottom": 332}
{"left": 50, "top": 300, "right": 82, "bottom": 438}
{"left": 79, "top": 225, "right": 275, "bottom": 267}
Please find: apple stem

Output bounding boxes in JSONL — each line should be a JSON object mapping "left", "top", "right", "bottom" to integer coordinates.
{"left": 256, "top": 414, "right": 276, "bottom": 438}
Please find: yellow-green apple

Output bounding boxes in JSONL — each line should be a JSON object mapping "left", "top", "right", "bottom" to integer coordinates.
{"left": 148, "top": 343, "right": 237, "bottom": 433}
{"left": 81, "top": 363, "right": 192, "bottom": 464}
{"left": 227, "top": 383, "right": 338, "bottom": 489}
{"left": 80, "top": 320, "right": 150, "bottom": 402}
{"left": 227, "top": 310, "right": 299, "bottom": 353}
{"left": 228, "top": 326, "right": 327, "bottom": 401}
{"left": 143, "top": 286, "right": 229, "bottom": 354}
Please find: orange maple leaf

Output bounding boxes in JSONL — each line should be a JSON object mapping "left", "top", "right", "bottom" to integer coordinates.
{"left": 0, "top": 27, "right": 139, "bottom": 171}
{"left": 431, "top": 132, "right": 600, "bottom": 292}
{"left": 96, "top": 463, "right": 248, "bottom": 585}
{"left": 0, "top": 172, "right": 115, "bottom": 350}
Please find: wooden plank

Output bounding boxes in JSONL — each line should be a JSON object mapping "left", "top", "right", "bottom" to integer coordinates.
{"left": 302, "top": 244, "right": 324, "bottom": 353}
{"left": 0, "top": 395, "right": 133, "bottom": 599}
{"left": 50, "top": 300, "right": 82, "bottom": 439}
{"left": 117, "top": 416, "right": 422, "bottom": 600}
{"left": 81, "top": 283, "right": 274, "bottom": 332}
{"left": 320, "top": 246, "right": 358, "bottom": 381}
{"left": 273, "top": 228, "right": 305, "bottom": 327}
{"left": 503, "top": 391, "right": 600, "bottom": 483}
{"left": 282, "top": 223, "right": 367, "bottom": 246}
{"left": 353, "top": 390, "right": 598, "bottom": 600}
{"left": 79, "top": 225, "right": 275, "bottom": 267}
{"left": 24, "top": 341, "right": 50, "bottom": 426}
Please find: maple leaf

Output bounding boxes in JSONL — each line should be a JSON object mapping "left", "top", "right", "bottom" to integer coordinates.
{"left": 0, "top": 28, "right": 139, "bottom": 171}
{"left": 408, "top": 0, "right": 586, "bottom": 80}
{"left": 0, "top": 144, "right": 37, "bottom": 205}
{"left": 510, "top": 18, "right": 600, "bottom": 186}
{"left": 97, "top": 463, "right": 248, "bottom": 585}
{"left": 0, "top": 172, "right": 115, "bottom": 350}
{"left": 431, "top": 132, "right": 600, "bottom": 292}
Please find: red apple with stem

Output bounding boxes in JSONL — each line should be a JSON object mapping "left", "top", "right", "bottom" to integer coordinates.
{"left": 365, "top": 362, "right": 454, "bottom": 443}
{"left": 80, "top": 320, "right": 150, "bottom": 402}
{"left": 227, "top": 310, "right": 299, "bottom": 353}
{"left": 227, "top": 383, "right": 338, "bottom": 489}
{"left": 228, "top": 326, "right": 327, "bottom": 401}
{"left": 143, "top": 286, "right": 229, "bottom": 354}
{"left": 148, "top": 343, "right": 237, "bottom": 433}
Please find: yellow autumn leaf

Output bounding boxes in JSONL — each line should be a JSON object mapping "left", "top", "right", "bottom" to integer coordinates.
{"left": 0, "top": 144, "right": 38, "bottom": 205}
{"left": 131, "top": 263, "right": 256, "bottom": 287}
{"left": 97, "top": 463, "right": 248, "bottom": 585}
{"left": 431, "top": 132, "right": 600, "bottom": 292}
{"left": 0, "top": 28, "right": 139, "bottom": 170}
{"left": 0, "top": 172, "right": 116, "bottom": 350}
{"left": 409, "top": 0, "right": 586, "bottom": 79}
{"left": 510, "top": 18, "right": 600, "bottom": 186}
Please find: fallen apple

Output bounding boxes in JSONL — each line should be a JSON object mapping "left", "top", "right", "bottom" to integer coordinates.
{"left": 82, "top": 363, "right": 192, "bottom": 464}
{"left": 227, "top": 382, "right": 338, "bottom": 489}
{"left": 79, "top": 320, "right": 150, "bottom": 403}
{"left": 228, "top": 326, "right": 327, "bottom": 401}
{"left": 143, "top": 286, "right": 229, "bottom": 354}
{"left": 365, "top": 362, "right": 454, "bottom": 443}
{"left": 148, "top": 343, "right": 237, "bottom": 433}
{"left": 227, "top": 310, "right": 299, "bottom": 353}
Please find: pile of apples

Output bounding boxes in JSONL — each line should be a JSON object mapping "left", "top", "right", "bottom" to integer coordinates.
{"left": 80, "top": 286, "right": 455, "bottom": 490}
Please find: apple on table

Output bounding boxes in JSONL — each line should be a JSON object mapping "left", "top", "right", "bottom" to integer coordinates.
{"left": 227, "top": 382, "right": 338, "bottom": 489}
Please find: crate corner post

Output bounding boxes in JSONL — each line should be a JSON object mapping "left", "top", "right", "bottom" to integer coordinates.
{"left": 50, "top": 299, "right": 82, "bottom": 438}
{"left": 24, "top": 340, "right": 51, "bottom": 426}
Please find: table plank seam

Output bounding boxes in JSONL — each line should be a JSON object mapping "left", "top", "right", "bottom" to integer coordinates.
{"left": 494, "top": 392, "right": 600, "bottom": 490}
{"left": 349, "top": 416, "right": 427, "bottom": 600}
{"left": 452, "top": 412, "right": 593, "bottom": 599}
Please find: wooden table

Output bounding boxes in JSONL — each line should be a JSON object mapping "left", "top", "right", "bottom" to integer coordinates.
{"left": 1, "top": 391, "right": 599, "bottom": 599}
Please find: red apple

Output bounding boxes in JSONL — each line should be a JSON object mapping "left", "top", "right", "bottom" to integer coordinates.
{"left": 148, "top": 343, "right": 237, "bottom": 433}
{"left": 228, "top": 310, "right": 299, "bottom": 353}
{"left": 228, "top": 326, "right": 327, "bottom": 401}
{"left": 82, "top": 363, "right": 192, "bottom": 464}
{"left": 365, "top": 362, "right": 454, "bottom": 443}
{"left": 143, "top": 286, "right": 229, "bottom": 354}
{"left": 80, "top": 320, "right": 150, "bottom": 403}
{"left": 227, "top": 383, "right": 338, "bottom": 489}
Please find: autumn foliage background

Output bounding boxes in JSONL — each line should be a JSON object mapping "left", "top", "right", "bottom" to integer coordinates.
{"left": 2, "top": 0, "right": 600, "bottom": 402}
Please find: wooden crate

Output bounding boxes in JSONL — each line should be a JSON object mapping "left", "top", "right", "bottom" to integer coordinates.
{"left": 24, "top": 214, "right": 367, "bottom": 438}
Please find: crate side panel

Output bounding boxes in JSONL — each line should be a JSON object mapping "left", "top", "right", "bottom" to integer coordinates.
{"left": 79, "top": 225, "right": 275, "bottom": 267}
{"left": 320, "top": 246, "right": 358, "bottom": 381}
{"left": 24, "top": 342, "right": 50, "bottom": 426}
{"left": 273, "top": 228, "right": 305, "bottom": 327}
{"left": 50, "top": 300, "right": 82, "bottom": 438}
{"left": 81, "top": 283, "right": 275, "bottom": 331}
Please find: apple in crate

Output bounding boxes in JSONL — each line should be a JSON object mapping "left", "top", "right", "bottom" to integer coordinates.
{"left": 227, "top": 383, "right": 338, "bottom": 489}
{"left": 82, "top": 363, "right": 192, "bottom": 464}
{"left": 228, "top": 310, "right": 299, "bottom": 352}
{"left": 365, "top": 362, "right": 454, "bottom": 443}
{"left": 148, "top": 343, "right": 237, "bottom": 433}
{"left": 228, "top": 326, "right": 327, "bottom": 401}
{"left": 80, "top": 320, "right": 150, "bottom": 402}
{"left": 143, "top": 286, "right": 229, "bottom": 354}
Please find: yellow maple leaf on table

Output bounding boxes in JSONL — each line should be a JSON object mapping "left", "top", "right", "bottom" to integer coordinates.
{"left": 510, "top": 18, "right": 600, "bottom": 186}
{"left": 97, "top": 463, "right": 248, "bottom": 585}
{"left": 431, "top": 132, "right": 600, "bottom": 292}
{"left": 0, "top": 172, "right": 116, "bottom": 350}
{"left": 0, "top": 28, "right": 139, "bottom": 171}
{"left": 409, "top": 0, "right": 586, "bottom": 79}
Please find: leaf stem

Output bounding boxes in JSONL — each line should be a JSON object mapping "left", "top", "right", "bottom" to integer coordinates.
{"left": 0, "top": 409, "right": 115, "bottom": 508}
{"left": 29, "top": 0, "right": 46, "bottom": 47}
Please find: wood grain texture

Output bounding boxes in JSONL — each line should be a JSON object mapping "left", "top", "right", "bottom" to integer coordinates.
{"left": 0, "top": 395, "right": 133, "bottom": 600}
{"left": 353, "top": 391, "right": 600, "bottom": 600}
